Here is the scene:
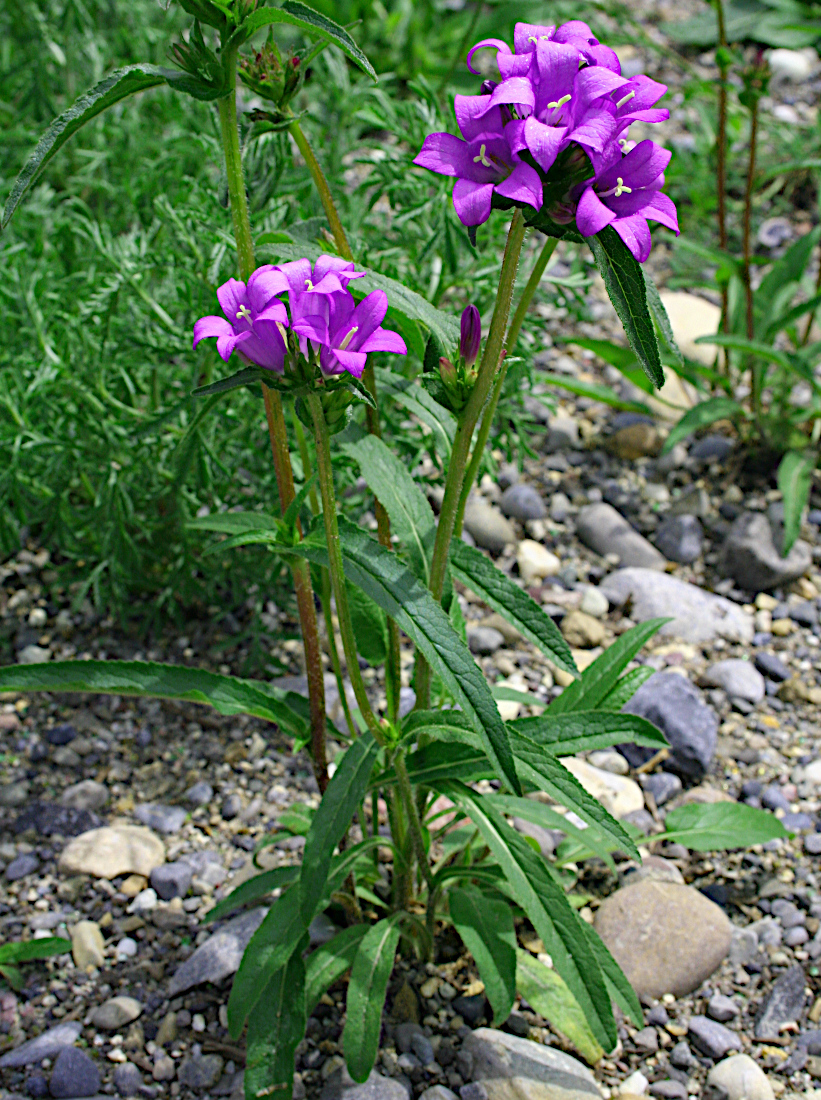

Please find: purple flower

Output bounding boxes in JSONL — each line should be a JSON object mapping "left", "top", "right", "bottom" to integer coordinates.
{"left": 460, "top": 305, "right": 481, "bottom": 365}
{"left": 575, "top": 139, "right": 679, "bottom": 262}
{"left": 290, "top": 285, "right": 407, "bottom": 379}
{"left": 193, "top": 268, "right": 290, "bottom": 371}
{"left": 413, "top": 95, "right": 542, "bottom": 226}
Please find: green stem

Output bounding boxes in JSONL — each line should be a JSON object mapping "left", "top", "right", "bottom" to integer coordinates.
{"left": 715, "top": 0, "right": 731, "bottom": 380}
{"left": 289, "top": 119, "right": 353, "bottom": 261}
{"left": 743, "top": 96, "right": 760, "bottom": 420}
{"left": 454, "top": 235, "right": 558, "bottom": 537}
{"left": 395, "top": 753, "right": 434, "bottom": 894}
{"left": 218, "top": 51, "right": 328, "bottom": 790}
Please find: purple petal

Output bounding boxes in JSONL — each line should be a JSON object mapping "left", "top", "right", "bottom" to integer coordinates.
{"left": 495, "top": 162, "right": 542, "bottom": 210}
{"left": 360, "top": 327, "right": 407, "bottom": 355}
{"left": 513, "top": 23, "right": 555, "bottom": 53}
{"left": 313, "top": 255, "right": 360, "bottom": 282}
{"left": 619, "top": 139, "right": 672, "bottom": 188}
{"left": 497, "top": 53, "right": 535, "bottom": 80}
{"left": 272, "top": 259, "right": 313, "bottom": 296}
{"left": 615, "top": 75, "right": 667, "bottom": 113}
{"left": 292, "top": 312, "right": 331, "bottom": 345}
{"left": 553, "top": 19, "right": 595, "bottom": 44}
{"left": 489, "top": 77, "right": 535, "bottom": 113}
{"left": 216, "top": 329, "right": 252, "bottom": 362}
{"left": 567, "top": 109, "right": 618, "bottom": 154}
{"left": 242, "top": 322, "right": 288, "bottom": 372}
{"left": 254, "top": 301, "right": 289, "bottom": 326}
{"left": 193, "top": 315, "right": 234, "bottom": 349}
{"left": 575, "top": 66, "right": 630, "bottom": 110}
{"left": 583, "top": 44, "right": 621, "bottom": 72}
{"left": 506, "top": 119, "right": 528, "bottom": 153}
{"left": 414, "top": 133, "right": 476, "bottom": 178}
{"left": 533, "top": 40, "right": 579, "bottom": 102}
{"left": 333, "top": 349, "right": 368, "bottom": 378}
{"left": 467, "top": 38, "right": 511, "bottom": 74}
{"left": 452, "top": 179, "right": 494, "bottom": 226}
{"left": 216, "top": 278, "right": 247, "bottom": 322}
{"left": 643, "top": 192, "right": 679, "bottom": 234}
{"left": 247, "top": 267, "right": 290, "bottom": 312}
{"left": 613, "top": 214, "right": 653, "bottom": 262}
{"left": 345, "top": 290, "right": 389, "bottom": 345}
{"left": 576, "top": 186, "right": 616, "bottom": 237}
{"left": 455, "top": 94, "right": 503, "bottom": 141}
{"left": 523, "top": 117, "right": 565, "bottom": 173}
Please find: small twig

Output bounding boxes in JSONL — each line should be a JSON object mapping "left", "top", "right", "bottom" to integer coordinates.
{"left": 635, "top": 747, "right": 670, "bottom": 775}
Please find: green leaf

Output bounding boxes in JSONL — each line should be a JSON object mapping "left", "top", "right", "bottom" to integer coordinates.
{"left": 299, "top": 734, "right": 379, "bottom": 921}
{"left": 347, "top": 583, "right": 389, "bottom": 665}
{"left": 764, "top": 290, "right": 821, "bottom": 341}
{"left": 516, "top": 950, "right": 604, "bottom": 1065}
{"left": 0, "top": 938, "right": 71, "bottom": 964}
{"left": 0, "top": 966, "right": 23, "bottom": 990}
{"left": 661, "top": 802, "right": 791, "bottom": 851}
{"left": 547, "top": 620, "right": 668, "bottom": 716}
{"left": 0, "top": 659, "right": 310, "bottom": 738}
{"left": 596, "top": 667, "right": 656, "bottom": 712}
{"left": 509, "top": 711, "right": 667, "bottom": 758}
{"left": 287, "top": 519, "right": 521, "bottom": 796}
{"left": 192, "top": 365, "right": 263, "bottom": 397}
{"left": 341, "top": 434, "right": 436, "bottom": 583}
{"left": 698, "top": 334, "right": 793, "bottom": 371}
{"left": 401, "top": 741, "right": 491, "bottom": 787}
{"left": 645, "top": 270, "right": 683, "bottom": 368}
{"left": 579, "top": 921, "right": 643, "bottom": 1026}
{"left": 487, "top": 795, "right": 616, "bottom": 870}
{"left": 535, "top": 371, "right": 653, "bottom": 415}
{"left": 660, "top": 396, "right": 743, "bottom": 455}
{"left": 203, "top": 866, "right": 300, "bottom": 923}
{"left": 757, "top": 225, "right": 821, "bottom": 324}
{"left": 244, "top": 2, "right": 377, "bottom": 81}
{"left": 2, "top": 65, "right": 175, "bottom": 230}
{"left": 450, "top": 887, "right": 516, "bottom": 1024}
{"left": 375, "top": 368, "right": 457, "bottom": 459}
{"left": 439, "top": 780, "right": 616, "bottom": 1051}
{"left": 777, "top": 449, "right": 816, "bottom": 555}
{"left": 343, "top": 918, "right": 401, "bottom": 1082}
{"left": 566, "top": 337, "right": 640, "bottom": 374}
{"left": 450, "top": 541, "right": 578, "bottom": 677}
{"left": 188, "top": 511, "right": 278, "bottom": 536}
{"left": 244, "top": 943, "right": 306, "bottom": 1100}
{"left": 588, "top": 226, "right": 664, "bottom": 388}
{"left": 305, "top": 925, "right": 370, "bottom": 1015}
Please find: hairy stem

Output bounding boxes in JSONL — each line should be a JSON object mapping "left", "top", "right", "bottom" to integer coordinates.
{"left": 218, "top": 52, "right": 328, "bottom": 790}
{"left": 415, "top": 211, "right": 526, "bottom": 709}
{"left": 743, "top": 95, "right": 760, "bottom": 418}
{"left": 289, "top": 119, "right": 353, "bottom": 261}
{"left": 715, "top": 0, "right": 731, "bottom": 379}
{"left": 395, "top": 753, "right": 434, "bottom": 894}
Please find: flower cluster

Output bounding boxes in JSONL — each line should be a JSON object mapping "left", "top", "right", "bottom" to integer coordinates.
{"left": 193, "top": 255, "right": 407, "bottom": 378}
{"left": 413, "top": 20, "right": 678, "bottom": 261}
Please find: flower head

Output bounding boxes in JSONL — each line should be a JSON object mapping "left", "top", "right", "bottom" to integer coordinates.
{"left": 193, "top": 268, "right": 289, "bottom": 372}
{"left": 290, "top": 285, "right": 407, "bottom": 379}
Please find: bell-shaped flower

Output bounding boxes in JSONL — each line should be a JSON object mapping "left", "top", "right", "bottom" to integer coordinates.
{"left": 291, "top": 288, "right": 407, "bottom": 379}
{"left": 193, "top": 269, "right": 290, "bottom": 372}
{"left": 413, "top": 94, "right": 542, "bottom": 226}
{"left": 460, "top": 305, "right": 482, "bottom": 366}
{"left": 574, "top": 139, "right": 679, "bottom": 262}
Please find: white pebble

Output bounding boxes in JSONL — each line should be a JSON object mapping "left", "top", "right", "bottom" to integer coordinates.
{"left": 127, "top": 888, "right": 158, "bottom": 914}
{"left": 191, "top": 1013, "right": 206, "bottom": 1032}
{"left": 116, "top": 938, "right": 138, "bottom": 959}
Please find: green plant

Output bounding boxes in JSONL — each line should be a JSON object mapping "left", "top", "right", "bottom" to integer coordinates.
{"left": 0, "top": 938, "right": 71, "bottom": 990}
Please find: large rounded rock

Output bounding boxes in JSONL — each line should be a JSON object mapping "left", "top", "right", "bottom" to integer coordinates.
{"left": 59, "top": 825, "right": 165, "bottom": 879}
{"left": 462, "top": 1028, "right": 601, "bottom": 1100}
{"left": 707, "top": 1054, "right": 774, "bottom": 1100}
{"left": 594, "top": 881, "right": 732, "bottom": 999}
{"left": 622, "top": 672, "right": 717, "bottom": 780}
{"left": 576, "top": 504, "right": 666, "bottom": 570}
{"left": 463, "top": 500, "right": 516, "bottom": 553}
{"left": 721, "top": 512, "right": 811, "bottom": 592}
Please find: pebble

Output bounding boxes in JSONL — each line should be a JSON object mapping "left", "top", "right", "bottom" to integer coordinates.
{"left": 500, "top": 483, "right": 546, "bottom": 521}
{"left": 167, "top": 906, "right": 267, "bottom": 995}
{"left": 150, "top": 860, "right": 194, "bottom": 900}
{"left": 768, "top": 46, "right": 817, "bottom": 80}
{"left": 594, "top": 881, "right": 732, "bottom": 998}
{"left": 18, "top": 644, "right": 51, "bottom": 664}
{"left": 707, "top": 1053, "right": 774, "bottom": 1100}
{"left": 517, "top": 540, "right": 560, "bottom": 584}
{"left": 754, "top": 651, "right": 791, "bottom": 682}
{"left": 14, "top": 801, "right": 102, "bottom": 837}
{"left": 221, "top": 793, "right": 242, "bottom": 819}
{"left": 463, "top": 500, "right": 516, "bottom": 553}
{"left": 703, "top": 659, "right": 765, "bottom": 704}
{"left": 622, "top": 672, "right": 717, "bottom": 779}
{"left": 753, "top": 965, "right": 807, "bottom": 1039}
{"left": 578, "top": 585, "right": 609, "bottom": 619}
{"left": 321, "top": 1068, "right": 409, "bottom": 1100}
{"left": 185, "top": 781, "right": 213, "bottom": 806}
{"left": 152, "top": 1054, "right": 175, "bottom": 1082}
{"left": 653, "top": 514, "right": 703, "bottom": 564}
{"left": 688, "top": 1016, "right": 743, "bottom": 1060}
{"left": 576, "top": 503, "right": 666, "bottom": 570}
{"left": 59, "top": 780, "right": 109, "bottom": 812}
{"left": 588, "top": 750, "right": 629, "bottom": 775}
{"left": 550, "top": 492, "right": 571, "bottom": 523}
{"left": 70, "top": 920, "right": 105, "bottom": 970}
{"left": 133, "top": 803, "right": 188, "bottom": 834}
{"left": 560, "top": 610, "right": 605, "bottom": 648}
{"left": 462, "top": 1028, "right": 599, "bottom": 1100}
{"left": 600, "top": 569, "right": 753, "bottom": 644}
{"left": 608, "top": 422, "right": 662, "bottom": 460}
{"left": 5, "top": 852, "right": 40, "bottom": 881}
{"left": 89, "top": 996, "right": 142, "bottom": 1031}
{"left": 512, "top": 818, "right": 557, "bottom": 857}
{"left": 0, "top": 1023, "right": 82, "bottom": 1068}
{"left": 58, "top": 825, "right": 165, "bottom": 878}
{"left": 708, "top": 994, "right": 739, "bottom": 1022}
{"left": 49, "top": 1047, "right": 101, "bottom": 1099}
{"left": 178, "top": 1052, "right": 224, "bottom": 1089}
{"left": 468, "top": 627, "right": 506, "bottom": 656}
{"left": 116, "top": 937, "right": 138, "bottom": 960}
{"left": 721, "top": 512, "right": 811, "bottom": 592}
{"left": 621, "top": 1071, "right": 649, "bottom": 1095}
{"left": 112, "top": 1062, "right": 143, "bottom": 1098}
{"left": 545, "top": 416, "right": 579, "bottom": 451}
{"left": 562, "top": 758, "right": 644, "bottom": 819}
{"left": 641, "top": 772, "right": 681, "bottom": 806}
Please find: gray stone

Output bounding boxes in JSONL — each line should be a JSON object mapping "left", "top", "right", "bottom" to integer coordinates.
{"left": 468, "top": 627, "right": 506, "bottom": 656}
{"left": 60, "top": 780, "right": 109, "bottom": 812}
{"left": 412, "top": 1034, "right": 436, "bottom": 1066}
{"left": 320, "top": 1069, "right": 409, "bottom": 1100}
{"left": 6, "top": 853, "right": 40, "bottom": 881}
{"left": 576, "top": 503, "right": 666, "bottom": 569}
{"left": 150, "top": 862, "right": 193, "bottom": 901}
{"left": 89, "top": 996, "right": 142, "bottom": 1031}
{"left": 594, "top": 881, "right": 732, "bottom": 999}
{"left": 49, "top": 1047, "right": 100, "bottom": 1098}
{"left": 708, "top": 995, "right": 739, "bottom": 1023}
{"left": 721, "top": 512, "right": 811, "bottom": 592}
{"left": 185, "top": 781, "right": 213, "bottom": 807}
{"left": 545, "top": 417, "right": 580, "bottom": 452}
{"left": 654, "top": 515, "right": 703, "bottom": 564}
{"left": 690, "top": 435, "right": 734, "bottom": 463}
{"left": 45, "top": 724, "right": 77, "bottom": 746}
{"left": 754, "top": 652, "right": 791, "bottom": 682}
{"left": 649, "top": 1083, "right": 687, "bottom": 1100}
{"left": 703, "top": 660, "right": 765, "bottom": 704}
{"left": 420, "top": 1089, "right": 458, "bottom": 1100}
{"left": 753, "top": 965, "right": 806, "bottom": 1039}
{"left": 500, "top": 484, "right": 547, "bottom": 522}
{"left": 0, "top": 1023, "right": 82, "bottom": 1068}
{"left": 707, "top": 1054, "right": 774, "bottom": 1100}
{"left": 178, "top": 1052, "right": 224, "bottom": 1089}
{"left": 641, "top": 772, "right": 681, "bottom": 806}
{"left": 167, "top": 907, "right": 267, "bottom": 995}
{"left": 600, "top": 569, "right": 754, "bottom": 645}
{"left": 462, "top": 1028, "right": 600, "bottom": 1100}
{"left": 668, "top": 485, "right": 711, "bottom": 518}
{"left": 688, "top": 1017, "right": 742, "bottom": 1060}
{"left": 0, "top": 782, "right": 30, "bottom": 808}
{"left": 578, "top": 586, "right": 609, "bottom": 619}
{"left": 513, "top": 819, "right": 558, "bottom": 858}
{"left": 550, "top": 493, "right": 571, "bottom": 523}
{"left": 622, "top": 672, "right": 717, "bottom": 779}
{"left": 463, "top": 501, "right": 516, "bottom": 553}
{"left": 729, "top": 927, "right": 759, "bottom": 967}
{"left": 497, "top": 464, "right": 519, "bottom": 490}
{"left": 395, "top": 1023, "right": 425, "bottom": 1053}
{"left": 13, "top": 801, "right": 102, "bottom": 838}
{"left": 133, "top": 803, "right": 188, "bottom": 834}
{"left": 112, "top": 1063, "right": 143, "bottom": 1098}
{"left": 221, "top": 793, "right": 242, "bottom": 820}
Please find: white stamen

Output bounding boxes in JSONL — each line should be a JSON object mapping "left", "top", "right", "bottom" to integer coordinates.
{"left": 473, "top": 143, "right": 493, "bottom": 167}
{"left": 528, "top": 35, "right": 537, "bottom": 42}
{"left": 615, "top": 90, "right": 636, "bottom": 109}
{"left": 614, "top": 176, "right": 632, "bottom": 196}
{"left": 546, "top": 94, "right": 572, "bottom": 110}
{"left": 304, "top": 279, "right": 315, "bottom": 290}
{"left": 338, "top": 326, "right": 359, "bottom": 351}
{"left": 236, "top": 305, "right": 252, "bottom": 322}
{"left": 618, "top": 137, "right": 630, "bottom": 150}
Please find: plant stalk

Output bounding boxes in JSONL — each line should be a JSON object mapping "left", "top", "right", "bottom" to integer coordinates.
{"left": 218, "top": 51, "right": 328, "bottom": 790}
{"left": 415, "top": 210, "right": 526, "bottom": 709}
{"left": 715, "top": 0, "right": 731, "bottom": 379}
{"left": 742, "top": 94, "right": 760, "bottom": 417}
{"left": 289, "top": 119, "right": 353, "bottom": 261}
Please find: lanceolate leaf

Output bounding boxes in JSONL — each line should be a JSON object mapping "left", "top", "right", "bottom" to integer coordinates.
{"left": 0, "top": 660, "right": 310, "bottom": 738}
{"left": 660, "top": 396, "right": 743, "bottom": 455}
{"left": 341, "top": 435, "right": 436, "bottom": 583}
{"left": 596, "top": 666, "right": 656, "bottom": 712}
{"left": 450, "top": 542, "right": 578, "bottom": 677}
{"left": 547, "top": 619, "right": 667, "bottom": 715}
{"left": 299, "top": 734, "right": 379, "bottom": 921}
{"left": 579, "top": 921, "right": 642, "bottom": 1025}
{"left": 399, "top": 741, "right": 490, "bottom": 788}
{"left": 347, "top": 584, "right": 389, "bottom": 666}
{"left": 777, "top": 449, "right": 816, "bottom": 555}
{"left": 509, "top": 711, "right": 667, "bottom": 757}
{"left": 487, "top": 794, "right": 616, "bottom": 870}
{"left": 644, "top": 269, "right": 683, "bottom": 367}
{"left": 661, "top": 802, "right": 790, "bottom": 851}
{"left": 244, "top": 945, "right": 306, "bottom": 1100}
{"left": 588, "top": 226, "right": 664, "bottom": 388}
{"left": 516, "top": 950, "right": 604, "bottom": 1065}
{"left": 375, "top": 368, "right": 457, "bottom": 458}
{"left": 244, "top": 2, "right": 377, "bottom": 81}
{"left": 305, "top": 925, "right": 370, "bottom": 1016}
{"left": 203, "top": 866, "right": 299, "bottom": 923}
{"left": 286, "top": 519, "right": 521, "bottom": 795}
{"left": 343, "top": 919, "right": 401, "bottom": 1082}
{"left": 0, "top": 937, "right": 71, "bottom": 964}
{"left": 450, "top": 887, "right": 516, "bottom": 1023}
{"left": 192, "top": 365, "right": 263, "bottom": 397}
{"left": 535, "top": 371, "right": 654, "bottom": 415}
{"left": 439, "top": 780, "right": 616, "bottom": 1051}
{"left": 3, "top": 65, "right": 186, "bottom": 230}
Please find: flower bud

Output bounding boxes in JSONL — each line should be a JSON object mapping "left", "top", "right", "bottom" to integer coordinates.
{"left": 439, "top": 357, "right": 457, "bottom": 386}
{"left": 460, "top": 305, "right": 481, "bottom": 367}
